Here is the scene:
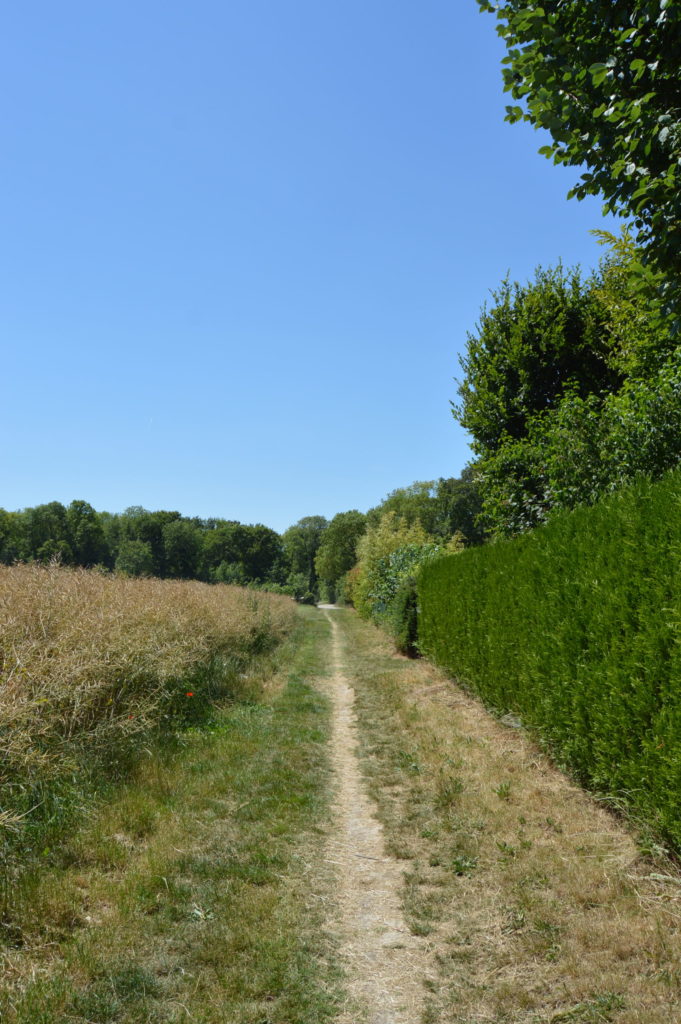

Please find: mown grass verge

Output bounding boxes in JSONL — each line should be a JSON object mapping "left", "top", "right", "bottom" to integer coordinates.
{"left": 0, "top": 606, "right": 342, "bottom": 1024}
{"left": 335, "top": 607, "right": 681, "bottom": 1024}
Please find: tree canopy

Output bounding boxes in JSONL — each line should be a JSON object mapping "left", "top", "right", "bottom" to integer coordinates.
{"left": 456, "top": 240, "right": 679, "bottom": 537}
{"left": 314, "top": 510, "right": 367, "bottom": 601}
{"left": 480, "top": 0, "right": 681, "bottom": 310}
{"left": 281, "top": 516, "right": 328, "bottom": 599}
{"left": 455, "top": 263, "right": 621, "bottom": 457}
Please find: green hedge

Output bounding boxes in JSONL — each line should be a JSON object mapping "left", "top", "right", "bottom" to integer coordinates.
{"left": 418, "top": 468, "right": 681, "bottom": 849}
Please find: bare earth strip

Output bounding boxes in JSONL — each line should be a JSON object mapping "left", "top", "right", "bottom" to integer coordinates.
{"left": 319, "top": 608, "right": 432, "bottom": 1024}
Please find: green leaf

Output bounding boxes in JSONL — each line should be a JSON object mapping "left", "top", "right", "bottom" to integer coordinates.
{"left": 505, "top": 105, "right": 525, "bottom": 123}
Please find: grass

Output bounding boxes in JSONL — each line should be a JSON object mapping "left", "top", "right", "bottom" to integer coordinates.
{"left": 0, "top": 606, "right": 343, "bottom": 1023}
{"left": 333, "top": 607, "right": 681, "bottom": 1024}
{"left": 0, "top": 563, "right": 297, "bottom": 914}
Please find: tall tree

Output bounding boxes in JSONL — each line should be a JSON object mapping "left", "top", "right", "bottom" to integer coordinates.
{"left": 457, "top": 245, "right": 678, "bottom": 537}
{"left": 315, "top": 510, "right": 367, "bottom": 600}
{"left": 21, "top": 502, "right": 73, "bottom": 563}
{"left": 163, "top": 519, "right": 202, "bottom": 579}
{"left": 432, "top": 471, "right": 485, "bottom": 545}
{"left": 480, "top": 0, "right": 681, "bottom": 311}
{"left": 366, "top": 483, "right": 438, "bottom": 533}
{"left": 66, "top": 500, "right": 109, "bottom": 567}
{"left": 0, "top": 510, "right": 21, "bottom": 564}
{"left": 282, "top": 516, "right": 328, "bottom": 597}
{"left": 119, "top": 507, "right": 181, "bottom": 578}
{"left": 455, "top": 264, "right": 621, "bottom": 457}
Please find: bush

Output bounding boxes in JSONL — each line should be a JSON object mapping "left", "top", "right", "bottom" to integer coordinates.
{"left": 418, "top": 466, "right": 681, "bottom": 851}
{"left": 336, "top": 565, "right": 361, "bottom": 607}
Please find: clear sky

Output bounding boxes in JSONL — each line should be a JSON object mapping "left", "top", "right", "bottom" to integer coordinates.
{"left": 2, "top": 1, "right": 618, "bottom": 533}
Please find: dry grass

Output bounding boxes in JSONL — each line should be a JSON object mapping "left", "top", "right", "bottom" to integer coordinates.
{"left": 336, "top": 608, "right": 681, "bottom": 1024}
{"left": 0, "top": 608, "right": 343, "bottom": 1023}
{"left": 0, "top": 563, "right": 296, "bottom": 918}
{"left": 0, "top": 562, "right": 296, "bottom": 784}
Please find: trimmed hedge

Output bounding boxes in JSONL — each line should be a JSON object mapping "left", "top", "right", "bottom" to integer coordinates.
{"left": 418, "top": 467, "right": 681, "bottom": 849}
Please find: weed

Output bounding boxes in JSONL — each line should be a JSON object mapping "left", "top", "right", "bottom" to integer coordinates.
{"left": 451, "top": 855, "right": 477, "bottom": 876}
{"left": 434, "top": 775, "right": 465, "bottom": 809}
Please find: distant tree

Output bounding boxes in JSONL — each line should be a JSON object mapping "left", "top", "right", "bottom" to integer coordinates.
{"left": 432, "top": 470, "right": 485, "bottom": 545}
{"left": 119, "top": 507, "right": 182, "bottom": 577}
{"left": 212, "top": 560, "right": 247, "bottom": 586}
{"left": 115, "top": 538, "right": 154, "bottom": 576}
{"left": 480, "top": 0, "right": 681, "bottom": 313}
{"left": 366, "top": 475, "right": 486, "bottom": 547}
{"left": 201, "top": 521, "right": 247, "bottom": 581}
{"left": 315, "top": 510, "right": 367, "bottom": 601}
{"left": 367, "top": 483, "right": 437, "bottom": 533}
{"left": 163, "top": 519, "right": 202, "bottom": 579}
{"left": 99, "top": 511, "right": 122, "bottom": 567}
{"left": 0, "top": 510, "right": 21, "bottom": 564}
{"left": 239, "top": 524, "right": 284, "bottom": 582}
{"left": 66, "top": 500, "right": 109, "bottom": 567}
{"left": 200, "top": 521, "right": 283, "bottom": 584}
{"left": 282, "top": 516, "right": 328, "bottom": 597}
{"left": 21, "top": 502, "right": 73, "bottom": 563}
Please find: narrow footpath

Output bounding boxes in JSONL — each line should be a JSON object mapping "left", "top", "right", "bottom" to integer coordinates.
{"left": 322, "top": 605, "right": 681, "bottom": 1024}
{"left": 319, "top": 608, "right": 432, "bottom": 1024}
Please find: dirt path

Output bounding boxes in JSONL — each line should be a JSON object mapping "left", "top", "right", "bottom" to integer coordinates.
{"left": 320, "top": 609, "right": 431, "bottom": 1024}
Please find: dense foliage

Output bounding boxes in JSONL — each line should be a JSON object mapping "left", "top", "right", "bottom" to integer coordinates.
{"left": 480, "top": 0, "right": 681, "bottom": 314}
{"left": 345, "top": 489, "right": 466, "bottom": 649}
{"left": 0, "top": 503, "right": 331, "bottom": 599}
{"left": 457, "top": 236, "right": 679, "bottom": 536}
{"left": 456, "top": 264, "right": 620, "bottom": 456}
{"left": 314, "top": 510, "right": 367, "bottom": 603}
{"left": 419, "top": 466, "right": 681, "bottom": 851}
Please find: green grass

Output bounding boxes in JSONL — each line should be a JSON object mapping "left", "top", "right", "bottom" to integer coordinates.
{"left": 0, "top": 607, "right": 343, "bottom": 1024}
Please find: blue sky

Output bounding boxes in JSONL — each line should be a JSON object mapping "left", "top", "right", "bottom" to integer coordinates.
{"left": 2, "top": 1, "right": 618, "bottom": 533}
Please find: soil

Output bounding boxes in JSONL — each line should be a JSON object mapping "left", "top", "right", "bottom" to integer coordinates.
{"left": 320, "top": 610, "right": 431, "bottom": 1024}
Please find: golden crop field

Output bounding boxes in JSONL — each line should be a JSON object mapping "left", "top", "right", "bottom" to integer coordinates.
{"left": 0, "top": 563, "right": 297, "bottom": 833}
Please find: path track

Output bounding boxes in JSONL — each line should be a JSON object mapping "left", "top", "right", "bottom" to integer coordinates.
{"left": 320, "top": 609, "right": 430, "bottom": 1024}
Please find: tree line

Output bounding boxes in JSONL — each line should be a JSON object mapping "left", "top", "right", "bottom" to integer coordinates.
{"left": 0, "top": 469, "right": 482, "bottom": 604}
